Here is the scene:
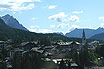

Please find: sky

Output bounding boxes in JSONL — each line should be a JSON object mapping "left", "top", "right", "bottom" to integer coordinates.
{"left": 0, "top": 0, "right": 104, "bottom": 34}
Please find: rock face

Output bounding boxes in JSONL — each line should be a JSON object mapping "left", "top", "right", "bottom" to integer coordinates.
{"left": 65, "top": 28, "right": 104, "bottom": 38}
{"left": 1, "top": 14, "right": 28, "bottom": 31}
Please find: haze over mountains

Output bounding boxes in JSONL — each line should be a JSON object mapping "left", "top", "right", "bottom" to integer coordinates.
{"left": 1, "top": 14, "right": 28, "bottom": 31}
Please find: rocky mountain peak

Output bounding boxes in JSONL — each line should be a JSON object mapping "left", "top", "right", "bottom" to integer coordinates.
{"left": 1, "top": 14, "right": 28, "bottom": 31}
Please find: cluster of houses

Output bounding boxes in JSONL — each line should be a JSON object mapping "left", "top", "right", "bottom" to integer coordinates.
{"left": 0, "top": 30, "right": 104, "bottom": 69}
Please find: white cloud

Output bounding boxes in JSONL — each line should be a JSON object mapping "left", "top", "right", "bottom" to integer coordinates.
{"left": 48, "top": 12, "right": 68, "bottom": 22}
{"left": 48, "top": 12, "right": 81, "bottom": 23}
{"left": 100, "top": 23, "right": 104, "bottom": 28}
{"left": 29, "top": 28, "right": 54, "bottom": 33}
{"left": 30, "top": 25, "right": 40, "bottom": 29}
{"left": 28, "top": 28, "right": 37, "bottom": 32}
{"left": 65, "top": 25, "right": 80, "bottom": 32}
{"left": 48, "top": 5, "right": 56, "bottom": 9}
{"left": 13, "top": 12, "right": 16, "bottom": 14}
{"left": 57, "top": 23, "right": 69, "bottom": 28}
{"left": 28, "top": 25, "right": 54, "bottom": 33}
{"left": 0, "top": 0, "right": 41, "bottom": 11}
{"left": 69, "top": 15, "right": 80, "bottom": 22}
{"left": 50, "top": 25, "right": 55, "bottom": 28}
{"left": 32, "top": 17, "right": 38, "bottom": 20}
{"left": 69, "top": 25, "right": 80, "bottom": 30}
{"left": 72, "top": 11, "right": 83, "bottom": 14}
{"left": 35, "top": 25, "right": 40, "bottom": 28}
{"left": 38, "top": 29, "right": 53, "bottom": 33}
{"left": 28, "top": 25, "right": 40, "bottom": 32}
{"left": 99, "top": 17, "right": 104, "bottom": 22}
{"left": 30, "top": 26, "right": 35, "bottom": 28}
{"left": 34, "top": 0, "right": 42, "bottom": 2}
{"left": 27, "top": 26, "right": 37, "bottom": 32}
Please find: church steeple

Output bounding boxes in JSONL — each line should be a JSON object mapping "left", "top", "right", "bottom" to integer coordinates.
{"left": 82, "top": 29, "right": 86, "bottom": 45}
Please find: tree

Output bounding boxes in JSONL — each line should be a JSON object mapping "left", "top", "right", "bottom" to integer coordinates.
{"left": 21, "top": 51, "right": 43, "bottom": 69}
{"left": 38, "top": 37, "right": 51, "bottom": 46}
{"left": 59, "top": 59, "right": 67, "bottom": 69}
{"left": 12, "top": 53, "right": 21, "bottom": 69}
{"left": 1, "top": 62, "right": 7, "bottom": 69}
{"left": 96, "top": 45, "right": 104, "bottom": 57}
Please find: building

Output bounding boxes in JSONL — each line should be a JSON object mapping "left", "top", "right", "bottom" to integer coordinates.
{"left": 82, "top": 29, "right": 86, "bottom": 46}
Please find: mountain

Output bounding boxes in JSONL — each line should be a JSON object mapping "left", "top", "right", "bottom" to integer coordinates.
{"left": 65, "top": 28, "right": 104, "bottom": 38}
{"left": 54, "top": 32, "right": 64, "bottom": 35}
{"left": 1, "top": 14, "right": 28, "bottom": 31}
{"left": 90, "top": 33, "right": 104, "bottom": 40}
{"left": 0, "top": 17, "right": 97, "bottom": 43}
{"left": 0, "top": 18, "right": 38, "bottom": 41}
{"left": 0, "top": 18, "right": 79, "bottom": 42}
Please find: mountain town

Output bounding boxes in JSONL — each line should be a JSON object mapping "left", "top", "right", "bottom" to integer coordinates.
{"left": 1, "top": 0, "right": 104, "bottom": 69}
{"left": 0, "top": 15, "right": 104, "bottom": 69}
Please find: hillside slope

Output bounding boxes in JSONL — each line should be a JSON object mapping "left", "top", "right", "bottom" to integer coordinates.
{"left": 1, "top": 14, "right": 28, "bottom": 31}
{"left": 90, "top": 33, "right": 104, "bottom": 40}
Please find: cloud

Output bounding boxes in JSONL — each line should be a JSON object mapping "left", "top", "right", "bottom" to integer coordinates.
{"left": 48, "top": 5, "right": 56, "bottom": 9}
{"left": 0, "top": 0, "right": 41, "bottom": 11}
{"left": 28, "top": 25, "right": 40, "bottom": 32}
{"left": 48, "top": 12, "right": 68, "bottom": 22}
{"left": 28, "top": 28, "right": 37, "bottom": 32}
{"left": 30, "top": 26, "right": 35, "bottom": 28}
{"left": 50, "top": 25, "right": 55, "bottom": 28}
{"left": 38, "top": 29, "right": 53, "bottom": 33}
{"left": 29, "top": 25, "right": 40, "bottom": 33}
{"left": 99, "top": 17, "right": 104, "bottom": 22}
{"left": 13, "top": 12, "right": 16, "bottom": 14}
{"left": 30, "top": 25, "right": 40, "bottom": 29}
{"left": 69, "top": 15, "right": 80, "bottom": 22}
{"left": 69, "top": 25, "right": 80, "bottom": 30}
{"left": 32, "top": 17, "right": 38, "bottom": 20}
{"left": 100, "top": 23, "right": 104, "bottom": 28}
{"left": 48, "top": 12, "right": 80, "bottom": 23}
{"left": 57, "top": 23, "right": 69, "bottom": 28}
{"left": 29, "top": 28, "right": 54, "bottom": 33}
{"left": 28, "top": 25, "right": 54, "bottom": 33}
{"left": 98, "top": 17, "right": 104, "bottom": 28}
{"left": 72, "top": 11, "right": 83, "bottom": 14}
{"left": 34, "top": 0, "right": 42, "bottom": 2}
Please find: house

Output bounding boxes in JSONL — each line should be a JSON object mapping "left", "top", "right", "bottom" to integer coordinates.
{"left": 69, "top": 41, "right": 80, "bottom": 50}
{"left": 9, "top": 48, "right": 24, "bottom": 59}
{"left": 31, "top": 47, "right": 44, "bottom": 54}
{"left": 71, "top": 62, "right": 78, "bottom": 69}
{"left": 88, "top": 41, "right": 99, "bottom": 50}
{"left": 0, "top": 41, "right": 8, "bottom": 51}
{"left": 21, "top": 42, "right": 38, "bottom": 51}
{"left": 84, "top": 61, "right": 97, "bottom": 69}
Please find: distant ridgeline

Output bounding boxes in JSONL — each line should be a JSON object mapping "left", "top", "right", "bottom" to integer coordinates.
{"left": 0, "top": 14, "right": 103, "bottom": 44}
{"left": 65, "top": 28, "right": 104, "bottom": 39}
{"left": 0, "top": 17, "right": 83, "bottom": 43}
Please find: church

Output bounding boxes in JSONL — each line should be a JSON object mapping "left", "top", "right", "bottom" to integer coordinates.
{"left": 82, "top": 29, "right": 86, "bottom": 45}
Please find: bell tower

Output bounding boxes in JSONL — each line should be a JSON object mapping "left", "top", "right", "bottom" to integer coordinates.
{"left": 82, "top": 29, "right": 86, "bottom": 45}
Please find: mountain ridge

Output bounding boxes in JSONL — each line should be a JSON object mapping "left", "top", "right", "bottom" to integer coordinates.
{"left": 65, "top": 27, "right": 104, "bottom": 38}
{"left": 90, "top": 32, "right": 104, "bottom": 40}
{"left": 1, "top": 14, "right": 28, "bottom": 31}
{"left": 0, "top": 18, "right": 77, "bottom": 42}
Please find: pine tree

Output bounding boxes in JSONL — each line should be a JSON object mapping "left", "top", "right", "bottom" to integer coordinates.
{"left": 59, "top": 59, "right": 67, "bottom": 69}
